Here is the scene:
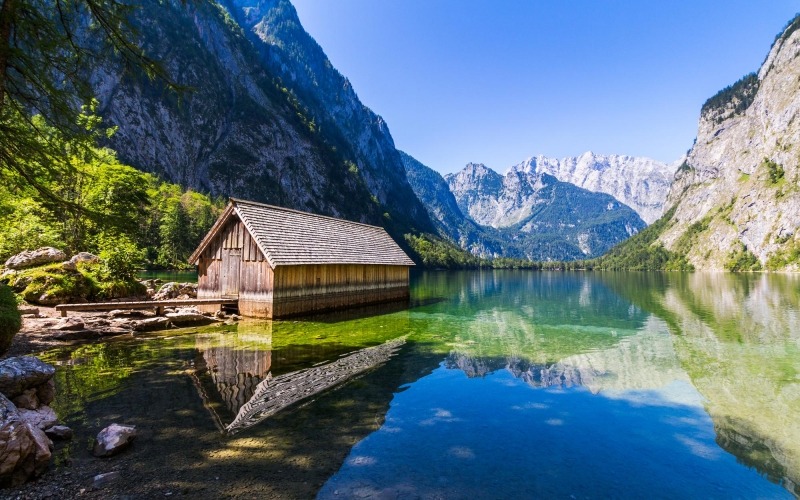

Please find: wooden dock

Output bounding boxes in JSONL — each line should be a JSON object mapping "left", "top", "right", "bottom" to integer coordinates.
{"left": 55, "top": 298, "right": 238, "bottom": 317}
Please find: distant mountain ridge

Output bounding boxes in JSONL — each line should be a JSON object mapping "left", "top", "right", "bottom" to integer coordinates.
{"left": 512, "top": 152, "right": 680, "bottom": 224}
{"left": 402, "top": 152, "right": 647, "bottom": 261}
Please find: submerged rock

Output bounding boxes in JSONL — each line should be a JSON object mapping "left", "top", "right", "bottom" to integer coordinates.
{"left": 93, "top": 424, "right": 136, "bottom": 457}
{"left": 0, "top": 357, "right": 55, "bottom": 399}
{"left": 4, "top": 248, "right": 67, "bottom": 270}
{"left": 0, "top": 394, "right": 51, "bottom": 487}
{"left": 92, "top": 471, "right": 120, "bottom": 488}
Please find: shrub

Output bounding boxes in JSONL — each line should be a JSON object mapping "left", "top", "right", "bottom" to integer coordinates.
{"left": 724, "top": 242, "right": 762, "bottom": 272}
{"left": 0, "top": 284, "right": 22, "bottom": 355}
{"left": 763, "top": 158, "right": 785, "bottom": 184}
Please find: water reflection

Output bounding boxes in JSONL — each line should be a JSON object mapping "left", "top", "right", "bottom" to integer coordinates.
{"left": 31, "top": 270, "right": 800, "bottom": 499}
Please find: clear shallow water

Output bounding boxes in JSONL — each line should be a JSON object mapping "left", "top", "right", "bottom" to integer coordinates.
{"left": 38, "top": 271, "right": 800, "bottom": 498}
{"left": 136, "top": 269, "right": 198, "bottom": 283}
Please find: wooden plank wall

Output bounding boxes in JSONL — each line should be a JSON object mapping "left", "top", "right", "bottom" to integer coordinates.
{"left": 272, "top": 264, "right": 409, "bottom": 317}
{"left": 195, "top": 216, "right": 410, "bottom": 318}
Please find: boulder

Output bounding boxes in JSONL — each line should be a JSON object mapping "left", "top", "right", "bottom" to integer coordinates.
{"left": 153, "top": 282, "right": 179, "bottom": 301}
{"left": 93, "top": 424, "right": 136, "bottom": 457}
{"left": 69, "top": 252, "right": 100, "bottom": 265}
{"left": 97, "top": 326, "right": 133, "bottom": 337}
{"left": 165, "top": 312, "right": 220, "bottom": 327}
{"left": 11, "top": 389, "right": 38, "bottom": 411}
{"left": 131, "top": 317, "right": 172, "bottom": 332}
{"left": 4, "top": 248, "right": 67, "bottom": 270}
{"left": 51, "top": 317, "right": 85, "bottom": 331}
{"left": 60, "top": 261, "right": 77, "bottom": 272}
{"left": 0, "top": 394, "right": 51, "bottom": 487}
{"left": 16, "top": 307, "right": 38, "bottom": 316}
{"left": 44, "top": 425, "right": 72, "bottom": 441}
{"left": 18, "top": 406, "right": 58, "bottom": 431}
{"left": 36, "top": 380, "right": 54, "bottom": 406}
{"left": 0, "top": 357, "right": 55, "bottom": 399}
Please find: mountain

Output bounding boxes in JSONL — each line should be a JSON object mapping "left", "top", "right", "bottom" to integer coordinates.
{"left": 512, "top": 152, "right": 681, "bottom": 224}
{"left": 223, "top": 0, "right": 433, "bottom": 233}
{"left": 90, "top": 0, "right": 433, "bottom": 237}
{"left": 443, "top": 163, "right": 647, "bottom": 260}
{"left": 399, "top": 152, "right": 503, "bottom": 257}
{"left": 619, "top": 15, "right": 800, "bottom": 271}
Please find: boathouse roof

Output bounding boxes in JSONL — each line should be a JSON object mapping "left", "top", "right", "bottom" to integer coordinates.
{"left": 189, "top": 199, "right": 415, "bottom": 267}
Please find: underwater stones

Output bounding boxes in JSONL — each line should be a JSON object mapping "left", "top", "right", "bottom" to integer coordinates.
{"left": 4, "top": 248, "right": 67, "bottom": 270}
{"left": 93, "top": 424, "right": 136, "bottom": 457}
{"left": 92, "top": 471, "right": 120, "bottom": 488}
{"left": 0, "top": 393, "right": 51, "bottom": 487}
{"left": 16, "top": 307, "right": 38, "bottom": 316}
{"left": 0, "top": 357, "right": 55, "bottom": 399}
{"left": 44, "top": 425, "right": 73, "bottom": 441}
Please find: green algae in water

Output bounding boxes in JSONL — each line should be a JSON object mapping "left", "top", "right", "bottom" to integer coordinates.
{"left": 35, "top": 271, "right": 800, "bottom": 499}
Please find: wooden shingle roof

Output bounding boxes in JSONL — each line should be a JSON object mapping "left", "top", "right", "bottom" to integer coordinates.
{"left": 190, "top": 199, "right": 415, "bottom": 267}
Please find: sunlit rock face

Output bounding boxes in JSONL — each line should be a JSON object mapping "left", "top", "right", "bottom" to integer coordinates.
{"left": 660, "top": 18, "right": 800, "bottom": 270}
{"left": 513, "top": 152, "right": 681, "bottom": 225}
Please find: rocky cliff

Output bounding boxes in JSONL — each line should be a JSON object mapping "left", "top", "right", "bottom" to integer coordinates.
{"left": 223, "top": 0, "right": 433, "bottom": 233}
{"left": 399, "top": 152, "right": 503, "bottom": 257}
{"left": 91, "top": 0, "right": 432, "bottom": 235}
{"left": 444, "top": 162, "right": 647, "bottom": 260}
{"left": 513, "top": 152, "right": 681, "bottom": 224}
{"left": 657, "top": 15, "right": 800, "bottom": 270}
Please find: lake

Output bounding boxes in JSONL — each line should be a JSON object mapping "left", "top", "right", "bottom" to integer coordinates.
{"left": 35, "top": 271, "right": 800, "bottom": 498}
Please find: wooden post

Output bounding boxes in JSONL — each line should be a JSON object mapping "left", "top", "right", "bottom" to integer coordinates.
{"left": 156, "top": 305, "right": 164, "bottom": 316}
{"left": 60, "top": 309, "right": 67, "bottom": 318}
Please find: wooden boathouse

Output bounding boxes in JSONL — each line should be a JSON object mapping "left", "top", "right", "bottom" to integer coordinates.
{"left": 188, "top": 199, "right": 415, "bottom": 318}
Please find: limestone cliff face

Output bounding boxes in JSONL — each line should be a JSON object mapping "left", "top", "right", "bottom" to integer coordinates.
{"left": 91, "top": 1, "right": 385, "bottom": 225}
{"left": 661, "top": 18, "right": 800, "bottom": 270}
{"left": 443, "top": 162, "right": 646, "bottom": 260}
{"left": 223, "top": 0, "right": 434, "bottom": 233}
{"left": 513, "top": 152, "right": 681, "bottom": 225}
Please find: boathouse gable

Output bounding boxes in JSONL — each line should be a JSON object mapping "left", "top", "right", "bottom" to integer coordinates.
{"left": 189, "top": 199, "right": 413, "bottom": 318}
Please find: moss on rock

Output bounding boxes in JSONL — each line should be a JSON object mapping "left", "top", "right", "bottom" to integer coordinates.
{"left": 0, "top": 284, "right": 21, "bottom": 355}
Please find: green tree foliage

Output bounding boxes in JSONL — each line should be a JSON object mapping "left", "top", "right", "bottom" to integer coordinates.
{"left": 0, "top": 114, "right": 222, "bottom": 269}
{"left": 0, "top": 283, "right": 21, "bottom": 355}
{"left": 763, "top": 157, "right": 785, "bottom": 184}
{"left": 701, "top": 73, "right": 760, "bottom": 123}
{"left": 587, "top": 207, "right": 693, "bottom": 271}
{"left": 725, "top": 243, "right": 763, "bottom": 272}
{"left": 0, "top": 0, "right": 195, "bottom": 215}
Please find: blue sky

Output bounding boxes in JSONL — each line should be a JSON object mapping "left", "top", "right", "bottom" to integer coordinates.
{"left": 291, "top": 1, "right": 799, "bottom": 174}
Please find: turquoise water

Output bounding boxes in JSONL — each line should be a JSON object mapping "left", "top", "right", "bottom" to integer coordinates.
{"left": 36, "top": 271, "right": 800, "bottom": 498}
{"left": 137, "top": 269, "right": 198, "bottom": 283}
